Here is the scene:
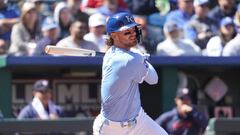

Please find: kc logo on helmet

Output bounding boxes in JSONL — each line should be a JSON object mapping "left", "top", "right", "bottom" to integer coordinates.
{"left": 126, "top": 16, "right": 134, "bottom": 23}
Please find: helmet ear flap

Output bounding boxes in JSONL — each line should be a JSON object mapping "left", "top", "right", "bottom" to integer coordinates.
{"left": 135, "top": 26, "right": 142, "bottom": 44}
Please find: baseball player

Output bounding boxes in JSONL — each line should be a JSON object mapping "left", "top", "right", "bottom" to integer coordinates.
{"left": 155, "top": 88, "right": 208, "bottom": 135}
{"left": 93, "top": 12, "right": 168, "bottom": 135}
{"left": 18, "top": 79, "right": 64, "bottom": 120}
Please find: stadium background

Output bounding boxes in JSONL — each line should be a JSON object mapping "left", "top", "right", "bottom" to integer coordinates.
{"left": 1, "top": 0, "right": 240, "bottom": 134}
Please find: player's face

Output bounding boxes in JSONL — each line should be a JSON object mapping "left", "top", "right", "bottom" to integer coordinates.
{"left": 175, "top": 96, "right": 192, "bottom": 107}
{"left": 34, "top": 90, "right": 51, "bottom": 107}
{"left": 112, "top": 27, "right": 137, "bottom": 50}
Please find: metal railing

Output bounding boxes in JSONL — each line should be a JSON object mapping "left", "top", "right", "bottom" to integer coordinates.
{"left": 2, "top": 117, "right": 240, "bottom": 135}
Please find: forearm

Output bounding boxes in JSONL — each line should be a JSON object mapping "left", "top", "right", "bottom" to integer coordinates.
{"left": 144, "top": 61, "right": 158, "bottom": 84}
{"left": 0, "top": 18, "right": 19, "bottom": 26}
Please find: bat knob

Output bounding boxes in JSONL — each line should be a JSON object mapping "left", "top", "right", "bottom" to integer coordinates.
{"left": 45, "top": 45, "right": 51, "bottom": 54}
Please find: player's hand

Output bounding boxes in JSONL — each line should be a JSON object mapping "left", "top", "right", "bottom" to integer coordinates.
{"left": 182, "top": 104, "right": 193, "bottom": 112}
{"left": 130, "top": 48, "right": 150, "bottom": 62}
{"left": 142, "top": 53, "right": 150, "bottom": 60}
{"left": 181, "top": 104, "right": 193, "bottom": 114}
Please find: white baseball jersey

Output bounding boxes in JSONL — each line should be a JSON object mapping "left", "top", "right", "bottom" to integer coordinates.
{"left": 93, "top": 46, "right": 168, "bottom": 135}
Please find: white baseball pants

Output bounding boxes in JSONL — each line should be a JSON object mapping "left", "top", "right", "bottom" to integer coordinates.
{"left": 93, "top": 108, "right": 168, "bottom": 135}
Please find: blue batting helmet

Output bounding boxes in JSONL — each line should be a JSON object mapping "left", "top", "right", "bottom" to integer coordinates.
{"left": 106, "top": 12, "right": 139, "bottom": 34}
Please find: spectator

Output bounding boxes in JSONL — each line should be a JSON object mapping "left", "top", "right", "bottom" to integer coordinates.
{"left": 80, "top": 0, "right": 103, "bottom": 14}
{"left": 155, "top": 88, "right": 208, "bottom": 135}
{"left": 169, "top": 0, "right": 178, "bottom": 11}
{"left": 84, "top": 13, "right": 107, "bottom": 52}
{"left": 0, "top": 0, "right": 20, "bottom": 53}
{"left": 81, "top": 0, "right": 127, "bottom": 15}
{"left": 30, "top": 0, "right": 49, "bottom": 26}
{"left": 206, "top": 17, "right": 237, "bottom": 56}
{"left": 166, "top": 0, "right": 194, "bottom": 28}
{"left": 18, "top": 79, "right": 64, "bottom": 119}
{"left": 34, "top": 16, "right": 59, "bottom": 55}
{"left": 0, "top": 39, "right": 7, "bottom": 55}
{"left": 124, "top": 0, "right": 159, "bottom": 16}
{"left": 66, "top": 0, "right": 89, "bottom": 23}
{"left": 146, "top": 4, "right": 168, "bottom": 54}
{"left": 222, "top": 31, "right": 240, "bottom": 56}
{"left": 155, "top": 0, "right": 170, "bottom": 15}
{"left": 208, "top": 0, "right": 237, "bottom": 27}
{"left": 53, "top": 2, "right": 72, "bottom": 39}
{"left": 8, "top": 2, "right": 40, "bottom": 56}
{"left": 184, "top": 0, "right": 218, "bottom": 50}
{"left": 221, "top": 4, "right": 240, "bottom": 56}
{"left": 234, "top": 4, "right": 240, "bottom": 32}
{"left": 156, "top": 21, "right": 201, "bottom": 56}
{"left": 56, "top": 19, "right": 99, "bottom": 51}
{"left": 97, "top": 0, "right": 127, "bottom": 17}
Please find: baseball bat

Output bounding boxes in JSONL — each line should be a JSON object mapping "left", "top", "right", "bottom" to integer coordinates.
{"left": 45, "top": 45, "right": 104, "bottom": 56}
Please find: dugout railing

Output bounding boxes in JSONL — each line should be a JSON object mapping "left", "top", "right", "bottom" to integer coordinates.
{"left": 0, "top": 117, "right": 94, "bottom": 134}
{"left": 0, "top": 117, "right": 240, "bottom": 134}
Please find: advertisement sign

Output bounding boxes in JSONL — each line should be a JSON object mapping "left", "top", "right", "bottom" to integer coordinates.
{"left": 12, "top": 79, "right": 101, "bottom": 118}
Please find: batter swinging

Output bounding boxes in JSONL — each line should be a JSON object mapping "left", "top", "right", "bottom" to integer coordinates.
{"left": 93, "top": 12, "right": 168, "bottom": 135}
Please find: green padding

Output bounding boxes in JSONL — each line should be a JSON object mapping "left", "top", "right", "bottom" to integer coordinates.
{"left": 0, "top": 55, "right": 6, "bottom": 68}
{"left": 0, "top": 70, "right": 12, "bottom": 118}
{"left": 161, "top": 68, "right": 178, "bottom": 112}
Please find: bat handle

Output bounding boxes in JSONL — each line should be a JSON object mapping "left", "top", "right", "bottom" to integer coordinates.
{"left": 96, "top": 52, "right": 105, "bottom": 56}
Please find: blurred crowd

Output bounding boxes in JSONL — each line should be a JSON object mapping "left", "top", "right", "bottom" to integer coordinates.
{"left": 0, "top": 0, "right": 240, "bottom": 56}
